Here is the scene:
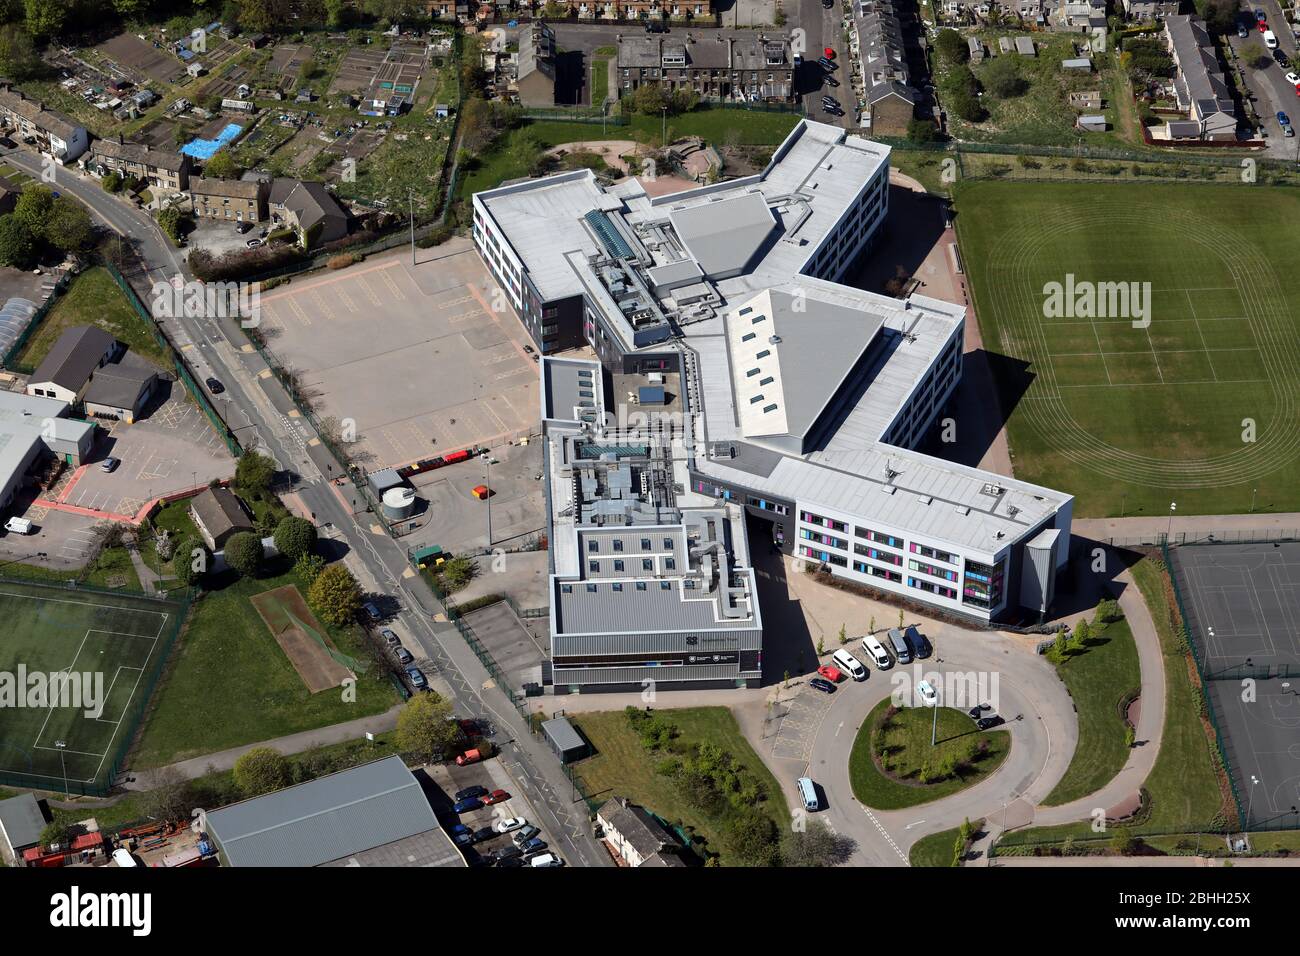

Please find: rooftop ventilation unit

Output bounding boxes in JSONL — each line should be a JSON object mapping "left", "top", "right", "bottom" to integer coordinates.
{"left": 979, "top": 482, "right": 1004, "bottom": 497}
{"left": 769, "top": 335, "right": 782, "bottom": 345}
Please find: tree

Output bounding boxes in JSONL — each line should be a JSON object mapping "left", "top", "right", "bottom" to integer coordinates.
{"left": 838, "top": 623, "right": 847, "bottom": 646}
{"left": 232, "top": 746, "right": 291, "bottom": 796}
{"left": 138, "top": 766, "right": 192, "bottom": 825}
{"left": 394, "top": 691, "right": 457, "bottom": 762}
{"left": 1069, "top": 618, "right": 1091, "bottom": 654}
{"left": 235, "top": 450, "right": 276, "bottom": 494}
{"left": 224, "top": 531, "right": 264, "bottom": 578}
{"left": 437, "top": 555, "right": 475, "bottom": 593}
{"left": 308, "top": 562, "right": 362, "bottom": 627}
{"left": 24, "top": 0, "right": 70, "bottom": 39}
{"left": 983, "top": 57, "right": 1025, "bottom": 98}
{"left": 13, "top": 183, "right": 54, "bottom": 236}
{"left": 294, "top": 552, "right": 326, "bottom": 583}
{"left": 237, "top": 0, "right": 291, "bottom": 33}
{"left": 0, "top": 24, "right": 41, "bottom": 81}
{"left": 1095, "top": 597, "right": 1123, "bottom": 624}
{"left": 906, "top": 118, "right": 939, "bottom": 143}
{"left": 724, "top": 809, "right": 780, "bottom": 866}
{"left": 0, "top": 215, "right": 36, "bottom": 269}
{"left": 935, "top": 28, "right": 968, "bottom": 65}
{"left": 44, "top": 198, "right": 93, "bottom": 252}
{"left": 946, "top": 87, "right": 986, "bottom": 123}
{"left": 203, "top": 148, "right": 241, "bottom": 180}
{"left": 781, "top": 820, "right": 853, "bottom": 866}
{"left": 274, "top": 515, "right": 317, "bottom": 561}
{"left": 324, "top": 0, "right": 348, "bottom": 26}
{"left": 175, "top": 535, "right": 209, "bottom": 586}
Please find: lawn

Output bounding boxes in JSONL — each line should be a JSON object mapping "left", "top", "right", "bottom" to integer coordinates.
{"left": 993, "top": 556, "right": 1230, "bottom": 855}
{"left": 909, "top": 824, "right": 965, "bottom": 866}
{"left": 129, "top": 559, "right": 399, "bottom": 769}
{"left": 848, "top": 701, "right": 1011, "bottom": 810}
{"left": 569, "top": 707, "right": 788, "bottom": 865}
{"left": 14, "top": 267, "right": 168, "bottom": 372}
{"left": 954, "top": 180, "right": 1300, "bottom": 517}
{"left": 1042, "top": 616, "right": 1141, "bottom": 806}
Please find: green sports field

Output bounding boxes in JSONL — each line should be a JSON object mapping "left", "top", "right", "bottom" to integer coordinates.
{"left": 955, "top": 181, "right": 1300, "bottom": 517}
{"left": 0, "top": 581, "right": 186, "bottom": 792}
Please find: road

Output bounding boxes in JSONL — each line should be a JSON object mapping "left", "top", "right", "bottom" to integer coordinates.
{"left": 24, "top": 148, "right": 608, "bottom": 869}
{"left": 1231, "top": 6, "right": 1300, "bottom": 155}
{"left": 796, "top": 0, "right": 851, "bottom": 126}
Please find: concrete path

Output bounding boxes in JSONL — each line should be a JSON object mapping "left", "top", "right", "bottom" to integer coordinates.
{"left": 121, "top": 704, "right": 404, "bottom": 787}
{"left": 1074, "top": 513, "right": 1300, "bottom": 543}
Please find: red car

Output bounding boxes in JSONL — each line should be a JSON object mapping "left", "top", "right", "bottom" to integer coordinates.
{"left": 1259, "top": 18, "right": 1268, "bottom": 32}
{"left": 823, "top": 47, "right": 836, "bottom": 59}
{"left": 817, "top": 664, "right": 844, "bottom": 683}
{"left": 484, "top": 789, "right": 511, "bottom": 805}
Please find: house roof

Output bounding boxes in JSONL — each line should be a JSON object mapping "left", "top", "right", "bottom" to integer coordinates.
{"left": 91, "top": 136, "right": 188, "bottom": 172}
{"left": 0, "top": 793, "right": 45, "bottom": 850}
{"left": 273, "top": 179, "right": 348, "bottom": 233}
{"left": 29, "top": 325, "right": 115, "bottom": 391}
{"left": 190, "top": 486, "right": 252, "bottom": 538}
{"left": 0, "top": 87, "right": 83, "bottom": 143}
{"left": 205, "top": 755, "right": 452, "bottom": 867}
{"left": 83, "top": 357, "right": 157, "bottom": 409}
{"left": 190, "top": 176, "right": 264, "bottom": 200}
{"left": 598, "top": 797, "right": 680, "bottom": 860}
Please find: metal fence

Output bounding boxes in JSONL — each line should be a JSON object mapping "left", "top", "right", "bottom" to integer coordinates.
{"left": 1, "top": 271, "right": 72, "bottom": 372}
{"left": 104, "top": 262, "right": 241, "bottom": 457}
{"left": 0, "top": 578, "right": 193, "bottom": 797}
{"left": 1095, "top": 529, "right": 1300, "bottom": 549}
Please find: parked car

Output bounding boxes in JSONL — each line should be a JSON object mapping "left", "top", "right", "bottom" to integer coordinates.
{"left": 518, "top": 837, "right": 546, "bottom": 854}
{"left": 205, "top": 377, "right": 224, "bottom": 394}
{"left": 236, "top": 221, "right": 252, "bottom": 234}
{"left": 1275, "top": 49, "right": 1290, "bottom": 67}
{"left": 816, "top": 664, "right": 843, "bottom": 683}
{"left": 493, "top": 844, "right": 523, "bottom": 860}
{"left": 483, "top": 789, "right": 511, "bottom": 805}
{"left": 0, "top": 137, "right": 15, "bottom": 149}
{"left": 523, "top": 344, "right": 535, "bottom": 354}
{"left": 471, "top": 826, "right": 495, "bottom": 844}
{"left": 100, "top": 457, "right": 119, "bottom": 473}
{"left": 818, "top": 56, "right": 836, "bottom": 70}
{"left": 381, "top": 628, "right": 400, "bottom": 647}
{"left": 455, "top": 785, "right": 488, "bottom": 801}
{"left": 394, "top": 647, "right": 413, "bottom": 665}
{"left": 968, "top": 703, "right": 991, "bottom": 720}
{"left": 1238, "top": 23, "right": 1250, "bottom": 38}
{"left": 1278, "top": 111, "right": 1291, "bottom": 126}
{"left": 977, "top": 715, "right": 1005, "bottom": 731}
{"left": 822, "top": 0, "right": 833, "bottom": 7}
{"left": 512, "top": 825, "right": 541, "bottom": 847}
{"left": 905, "top": 626, "right": 931, "bottom": 660}
{"left": 1286, "top": 125, "right": 1295, "bottom": 137}
{"left": 455, "top": 748, "right": 482, "bottom": 766}
{"left": 809, "top": 676, "right": 836, "bottom": 694}
{"left": 246, "top": 238, "right": 262, "bottom": 248}
{"left": 823, "top": 74, "right": 840, "bottom": 87}
{"left": 405, "top": 666, "right": 427, "bottom": 690}
{"left": 496, "top": 855, "right": 524, "bottom": 868}
{"left": 362, "top": 601, "right": 382, "bottom": 621}
{"left": 916, "top": 679, "right": 937, "bottom": 706}
{"left": 495, "top": 816, "right": 526, "bottom": 833}
{"left": 448, "top": 823, "right": 471, "bottom": 845}
{"left": 528, "top": 852, "right": 563, "bottom": 867}
{"left": 453, "top": 796, "right": 483, "bottom": 813}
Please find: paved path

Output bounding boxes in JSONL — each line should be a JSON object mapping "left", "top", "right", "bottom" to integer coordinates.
{"left": 1074, "top": 513, "right": 1300, "bottom": 543}
{"left": 122, "top": 704, "right": 404, "bottom": 787}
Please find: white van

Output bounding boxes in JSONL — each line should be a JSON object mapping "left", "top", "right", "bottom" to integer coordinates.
{"left": 797, "top": 776, "right": 820, "bottom": 812}
{"left": 832, "top": 648, "right": 867, "bottom": 681}
{"left": 111, "top": 848, "right": 139, "bottom": 867}
{"left": 861, "top": 634, "right": 892, "bottom": 670}
{"left": 1266, "top": 29, "right": 1279, "bottom": 49}
{"left": 4, "top": 517, "right": 32, "bottom": 535}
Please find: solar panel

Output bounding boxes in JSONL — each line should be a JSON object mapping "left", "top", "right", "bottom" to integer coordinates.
{"left": 583, "top": 210, "right": 634, "bottom": 260}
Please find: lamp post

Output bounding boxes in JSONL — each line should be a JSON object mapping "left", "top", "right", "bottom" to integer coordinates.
{"left": 485, "top": 454, "right": 492, "bottom": 547}
{"left": 55, "top": 740, "right": 69, "bottom": 800}
{"left": 1166, "top": 500, "right": 1176, "bottom": 543}
{"left": 1246, "top": 774, "right": 1260, "bottom": 832}
{"left": 930, "top": 656, "right": 943, "bottom": 748}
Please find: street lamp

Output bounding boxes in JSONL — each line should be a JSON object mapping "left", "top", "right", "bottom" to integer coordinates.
{"left": 485, "top": 454, "right": 492, "bottom": 547}
{"left": 1246, "top": 774, "right": 1260, "bottom": 831}
{"left": 930, "top": 656, "right": 943, "bottom": 748}
{"left": 1166, "top": 500, "right": 1176, "bottom": 542}
{"left": 54, "top": 740, "right": 69, "bottom": 800}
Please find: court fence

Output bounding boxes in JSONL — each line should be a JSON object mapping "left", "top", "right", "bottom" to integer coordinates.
{"left": 1, "top": 271, "right": 72, "bottom": 373}
{"left": 0, "top": 578, "right": 194, "bottom": 797}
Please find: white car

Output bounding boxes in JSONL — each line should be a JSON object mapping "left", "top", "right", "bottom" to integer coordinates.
{"left": 528, "top": 852, "right": 563, "bottom": 867}
{"left": 495, "top": 816, "right": 526, "bottom": 834}
{"left": 1286, "top": 71, "right": 1300, "bottom": 86}
{"left": 916, "top": 679, "right": 938, "bottom": 706}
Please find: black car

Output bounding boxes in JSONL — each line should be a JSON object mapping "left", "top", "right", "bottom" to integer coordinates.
{"left": 454, "top": 785, "right": 488, "bottom": 801}
{"left": 905, "top": 626, "right": 931, "bottom": 660}
{"left": 809, "top": 676, "right": 836, "bottom": 694}
{"left": 205, "top": 377, "right": 225, "bottom": 394}
{"left": 968, "top": 703, "right": 991, "bottom": 720}
{"left": 0, "top": 137, "right": 15, "bottom": 149}
{"left": 822, "top": 96, "right": 840, "bottom": 108}
{"left": 471, "top": 826, "right": 496, "bottom": 844}
{"left": 493, "top": 845, "right": 523, "bottom": 861}
{"left": 976, "top": 715, "right": 1005, "bottom": 731}
{"left": 496, "top": 856, "right": 525, "bottom": 868}
{"left": 823, "top": 75, "right": 840, "bottom": 87}
{"left": 822, "top": 0, "right": 834, "bottom": 6}
{"left": 1276, "top": 49, "right": 1291, "bottom": 67}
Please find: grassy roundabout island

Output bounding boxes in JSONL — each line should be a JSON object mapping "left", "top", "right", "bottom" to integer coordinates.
{"left": 848, "top": 700, "right": 1012, "bottom": 811}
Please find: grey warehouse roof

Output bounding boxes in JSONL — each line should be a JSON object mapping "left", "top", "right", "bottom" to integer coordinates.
{"left": 0, "top": 792, "right": 45, "bottom": 850}
{"left": 206, "top": 755, "right": 449, "bottom": 867}
{"left": 666, "top": 190, "right": 775, "bottom": 279}
{"left": 29, "top": 325, "right": 114, "bottom": 390}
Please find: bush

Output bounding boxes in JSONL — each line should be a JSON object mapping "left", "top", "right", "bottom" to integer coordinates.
{"left": 935, "top": 28, "right": 968, "bottom": 65}
{"left": 308, "top": 563, "right": 362, "bottom": 628}
{"left": 906, "top": 118, "right": 940, "bottom": 143}
{"left": 294, "top": 552, "right": 326, "bottom": 584}
{"left": 983, "top": 57, "right": 1027, "bottom": 98}
{"left": 224, "top": 531, "right": 264, "bottom": 578}
{"left": 274, "top": 515, "right": 318, "bottom": 561}
{"left": 327, "top": 252, "right": 360, "bottom": 270}
{"left": 233, "top": 747, "right": 290, "bottom": 796}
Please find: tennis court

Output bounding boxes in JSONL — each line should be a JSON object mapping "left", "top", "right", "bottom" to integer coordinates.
{"left": 0, "top": 581, "right": 189, "bottom": 793}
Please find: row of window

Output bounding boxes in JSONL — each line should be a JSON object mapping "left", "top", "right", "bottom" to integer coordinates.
{"left": 590, "top": 557, "right": 677, "bottom": 573}
{"left": 588, "top": 536, "right": 675, "bottom": 553}
{"left": 910, "top": 542, "right": 957, "bottom": 564}
{"left": 800, "top": 546, "right": 847, "bottom": 568}
{"left": 854, "top": 544, "right": 902, "bottom": 566}
{"left": 853, "top": 561, "right": 901, "bottom": 584}
{"left": 747, "top": 496, "right": 788, "bottom": 516}
{"left": 562, "top": 580, "right": 676, "bottom": 594}
{"left": 909, "top": 577, "right": 958, "bottom": 600}
{"left": 800, "top": 510, "right": 847, "bottom": 532}
{"left": 909, "top": 559, "right": 958, "bottom": 583}
{"left": 801, "top": 529, "right": 847, "bottom": 550}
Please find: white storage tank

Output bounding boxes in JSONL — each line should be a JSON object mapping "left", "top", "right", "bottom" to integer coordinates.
{"left": 382, "top": 485, "right": 417, "bottom": 520}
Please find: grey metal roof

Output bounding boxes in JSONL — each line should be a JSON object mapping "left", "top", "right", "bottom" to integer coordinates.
{"left": 541, "top": 716, "right": 585, "bottom": 753}
{"left": 190, "top": 486, "right": 252, "bottom": 538}
{"left": 29, "top": 325, "right": 114, "bottom": 391}
{"left": 206, "top": 755, "right": 442, "bottom": 868}
{"left": 667, "top": 191, "right": 775, "bottom": 279}
{"left": 0, "top": 793, "right": 45, "bottom": 850}
{"left": 83, "top": 359, "right": 156, "bottom": 409}
{"left": 598, "top": 797, "right": 679, "bottom": 858}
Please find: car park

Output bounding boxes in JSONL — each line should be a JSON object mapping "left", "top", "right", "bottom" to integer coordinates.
{"left": 495, "top": 816, "right": 526, "bottom": 833}
{"left": 100, "top": 457, "right": 119, "bottom": 473}
{"left": 861, "top": 634, "right": 893, "bottom": 669}
{"left": 809, "top": 676, "right": 836, "bottom": 694}
{"left": 453, "top": 796, "right": 483, "bottom": 813}
{"left": 405, "top": 666, "right": 427, "bottom": 690}
{"left": 483, "top": 789, "right": 511, "bottom": 805}
{"left": 455, "top": 785, "right": 489, "bottom": 801}
{"left": 817, "top": 664, "right": 843, "bottom": 682}
{"left": 977, "top": 715, "right": 1005, "bottom": 730}
{"left": 916, "top": 679, "right": 937, "bottom": 705}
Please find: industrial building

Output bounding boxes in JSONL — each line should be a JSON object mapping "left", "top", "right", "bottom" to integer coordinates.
{"left": 0, "top": 391, "right": 96, "bottom": 509}
{"left": 479, "top": 120, "right": 1072, "bottom": 692}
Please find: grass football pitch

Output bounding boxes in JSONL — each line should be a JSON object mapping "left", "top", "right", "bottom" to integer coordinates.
{"left": 954, "top": 181, "right": 1300, "bottom": 518}
{"left": 0, "top": 582, "right": 183, "bottom": 790}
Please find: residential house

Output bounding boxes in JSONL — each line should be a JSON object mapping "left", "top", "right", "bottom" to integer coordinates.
{"left": 1121, "top": 0, "right": 1180, "bottom": 19}
{"left": 0, "top": 86, "right": 88, "bottom": 162}
{"left": 190, "top": 176, "right": 267, "bottom": 222}
{"left": 88, "top": 135, "right": 191, "bottom": 191}
{"left": 597, "top": 797, "right": 686, "bottom": 867}
{"left": 515, "top": 23, "right": 558, "bottom": 107}
{"left": 1164, "top": 13, "right": 1238, "bottom": 141}
{"left": 855, "top": 0, "right": 921, "bottom": 136}
{"left": 618, "top": 31, "right": 795, "bottom": 102}
{"left": 25, "top": 326, "right": 119, "bottom": 404}
{"left": 82, "top": 354, "right": 159, "bottom": 424}
{"left": 189, "top": 485, "right": 253, "bottom": 550}
{"left": 268, "top": 179, "right": 350, "bottom": 248}
{"left": 1052, "top": 0, "right": 1107, "bottom": 31}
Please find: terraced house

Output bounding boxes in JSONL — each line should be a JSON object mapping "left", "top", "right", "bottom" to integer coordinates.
{"left": 617, "top": 31, "right": 794, "bottom": 102}
{"left": 87, "top": 136, "right": 192, "bottom": 191}
{"left": 0, "top": 87, "right": 88, "bottom": 163}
